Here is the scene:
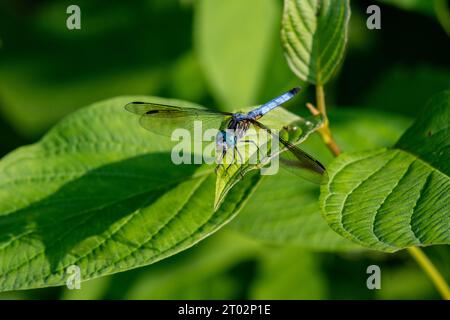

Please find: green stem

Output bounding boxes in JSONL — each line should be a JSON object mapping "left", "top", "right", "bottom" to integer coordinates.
{"left": 315, "top": 84, "right": 327, "bottom": 116}
{"left": 407, "top": 247, "right": 450, "bottom": 300}
{"left": 311, "top": 84, "right": 450, "bottom": 300}
{"left": 315, "top": 85, "right": 340, "bottom": 156}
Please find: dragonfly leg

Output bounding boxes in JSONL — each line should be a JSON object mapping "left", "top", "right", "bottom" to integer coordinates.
{"left": 235, "top": 147, "right": 244, "bottom": 165}
{"left": 234, "top": 146, "right": 245, "bottom": 179}
{"left": 225, "top": 147, "right": 236, "bottom": 173}
{"left": 216, "top": 153, "right": 229, "bottom": 176}
{"left": 215, "top": 165, "right": 224, "bottom": 176}
{"left": 242, "top": 139, "right": 261, "bottom": 163}
{"left": 216, "top": 149, "right": 225, "bottom": 165}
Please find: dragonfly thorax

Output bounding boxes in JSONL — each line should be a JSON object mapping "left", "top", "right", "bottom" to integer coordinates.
{"left": 232, "top": 113, "right": 249, "bottom": 121}
{"left": 227, "top": 115, "right": 251, "bottom": 138}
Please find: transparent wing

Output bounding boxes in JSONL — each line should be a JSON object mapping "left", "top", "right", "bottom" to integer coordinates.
{"left": 277, "top": 137, "right": 326, "bottom": 183}
{"left": 125, "top": 102, "right": 232, "bottom": 137}
{"left": 249, "top": 119, "right": 326, "bottom": 184}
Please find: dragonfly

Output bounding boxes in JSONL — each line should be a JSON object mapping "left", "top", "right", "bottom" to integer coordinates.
{"left": 125, "top": 87, "right": 326, "bottom": 183}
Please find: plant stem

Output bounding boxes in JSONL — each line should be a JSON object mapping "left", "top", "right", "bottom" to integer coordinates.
{"left": 315, "top": 84, "right": 327, "bottom": 116}
{"left": 309, "top": 84, "right": 450, "bottom": 300}
{"left": 315, "top": 85, "right": 341, "bottom": 156}
{"left": 407, "top": 247, "right": 450, "bottom": 300}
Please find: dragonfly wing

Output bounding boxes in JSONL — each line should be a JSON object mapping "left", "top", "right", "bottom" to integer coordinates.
{"left": 249, "top": 119, "right": 326, "bottom": 184}
{"left": 277, "top": 137, "right": 326, "bottom": 184}
{"left": 125, "top": 102, "right": 232, "bottom": 137}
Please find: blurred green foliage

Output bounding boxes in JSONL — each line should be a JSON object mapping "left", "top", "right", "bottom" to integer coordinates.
{"left": 0, "top": 0, "right": 448, "bottom": 299}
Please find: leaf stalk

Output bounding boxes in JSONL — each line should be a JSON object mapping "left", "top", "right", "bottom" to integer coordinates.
{"left": 314, "top": 85, "right": 341, "bottom": 157}
{"left": 407, "top": 247, "right": 450, "bottom": 300}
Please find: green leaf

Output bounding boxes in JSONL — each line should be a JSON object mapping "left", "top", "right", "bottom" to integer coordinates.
{"left": 124, "top": 230, "right": 262, "bottom": 299}
{"left": 194, "top": 0, "right": 279, "bottom": 108}
{"left": 281, "top": 0, "right": 351, "bottom": 85}
{"left": 0, "top": 96, "right": 260, "bottom": 291}
{"left": 396, "top": 91, "right": 450, "bottom": 174}
{"left": 320, "top": 91, "right": 450, "bottom": 252}
{"left": 231, "top": 170, "right": 354, "bottom": 250}
{"left": 231, "top": 109, "right": 411, "bottom": 250}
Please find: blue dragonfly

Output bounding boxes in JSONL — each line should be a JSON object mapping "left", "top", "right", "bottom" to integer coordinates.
{"left": 125, "top": 87, "right": 326, "bottom": 183}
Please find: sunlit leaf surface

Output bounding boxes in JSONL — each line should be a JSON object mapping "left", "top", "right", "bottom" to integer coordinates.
{"left": 320, "top": 91, "right": 450, "bottom": 251}
{"left": 281, "top": 0, "right": 350, "bottom": 84}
